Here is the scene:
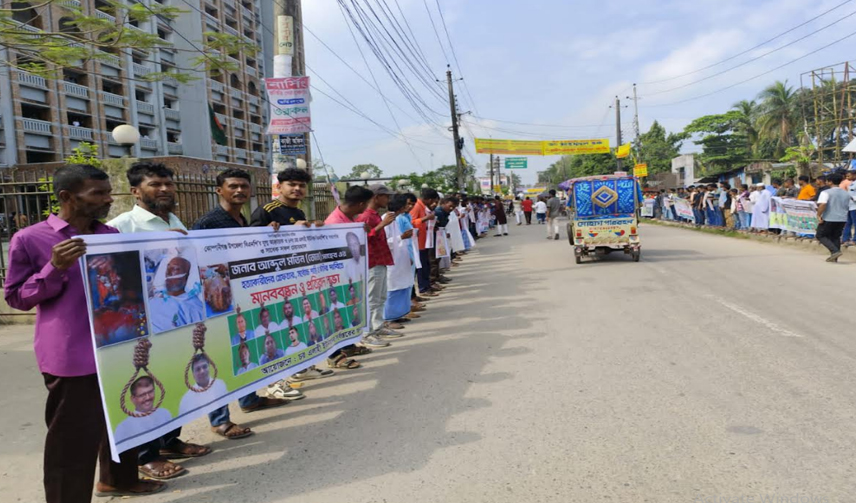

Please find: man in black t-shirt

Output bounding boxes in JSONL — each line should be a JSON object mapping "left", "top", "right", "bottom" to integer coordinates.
{"left": 250, "top": 167, "right": 333, "bottom": 393}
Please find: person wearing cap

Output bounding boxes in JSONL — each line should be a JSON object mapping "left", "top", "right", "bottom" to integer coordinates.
{"left": 355, "top": 184, "right": 402, "bottom": 348}
{"left": 750, "top": 182, "right": 771, "bottom": 232}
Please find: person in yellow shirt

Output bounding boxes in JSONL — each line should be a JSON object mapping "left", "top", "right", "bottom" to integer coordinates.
{"left": 798, "top": 175, "right": 816, "bottom": 201}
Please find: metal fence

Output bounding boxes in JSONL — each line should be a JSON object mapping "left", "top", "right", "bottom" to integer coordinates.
{"left": 0, "top": 166, "right": 333, "bottom": 290}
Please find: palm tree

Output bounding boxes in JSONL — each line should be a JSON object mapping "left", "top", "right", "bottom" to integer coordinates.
{"left": 731, "top": 99, "right": 760, "bottom": 155}
{"left": 757, "top": 81, "right": 798, "bottom": 157}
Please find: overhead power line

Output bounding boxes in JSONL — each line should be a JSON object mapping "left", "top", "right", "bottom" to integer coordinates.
{"left": 639, "top": 0, "right": 854, "bottom": 85}
{"left": 643, "top": 27, "right": 856, "bottom": 107}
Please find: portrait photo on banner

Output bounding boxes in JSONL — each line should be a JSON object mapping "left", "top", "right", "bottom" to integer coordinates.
{"left": 86, "top": 251, "right": 149, "bottom": 349}
{"left": 144, "top": 247, "right": 205, "bottom": 334}
{"left": 199, "top": 263, "right": 234, "bottom": 317}
{"left": 342, "top": 230, "right": 367, "bottom": 286}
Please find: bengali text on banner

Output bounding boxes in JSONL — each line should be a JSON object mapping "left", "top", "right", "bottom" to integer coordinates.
{"left": 80, "top": 224, "right": 369, "bottom": 461}
{"left": 475, "top": 138, "right": 610, "bottom": 155}
{"left": 265, "top": 76, "right": 311, "bottom": 134}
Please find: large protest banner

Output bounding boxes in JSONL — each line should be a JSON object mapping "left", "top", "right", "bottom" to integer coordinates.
{"left": 80, "top": 224, "right": 368, "bottom": 460}
{"left": 770, "top": 197, "right": 818, "bottom": 235}
{"left": 474, "top": 138, "right": 610, "bottom": 155}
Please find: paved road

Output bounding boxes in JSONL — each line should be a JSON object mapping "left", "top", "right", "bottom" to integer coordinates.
{"left": 2, "top": 222, "right": 854, "bottom": 502}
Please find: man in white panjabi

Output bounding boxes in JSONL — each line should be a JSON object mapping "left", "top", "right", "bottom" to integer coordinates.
{"left": 751, "top": 182, "right": 772, "bottom": 231}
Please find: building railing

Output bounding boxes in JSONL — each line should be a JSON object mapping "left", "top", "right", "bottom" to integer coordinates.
{"left": 15, "top": 70, "right": 47, "bottom": 88}
{"left": 250, "top": 123, "right": 262, "bottom": 134}
{"left": 210, "top": 80, "right": 225, "bottom": 93}
{"left": 62, "top": 81, "right": 89, "bottom": 98}
{"left": 233, "top": 118, "right": 246, "bottom": 130}
{"left": 167, "top": 142, "right": 183, "bottom": 154}
{"left": 140, "top": 138, "right": 159, "bottom": 150}
{"left": 60, "top": 0, "right": 82, "bottom": 7}
{"left": 67, "top": 126, "right": 94, "bottom": 141}
{"left": 133, "top": 63, "right": 153, "bottom": 77}
{"left": 100, "top": 91, "right": 125, "bottom": 107}
{"left": 230, "top": 88, "right": 243, "bottom": 99}
{"left": 215, "top": 144, "right": 229, "bottom": 155}
{"left": 163, "top": 108, "right": 181, "bottom": 121}
{"left": 136, "top": 101, "right": 155, "bottom": 115}
{"left": 99, "top": 53, "right": 123, "bottom": 68}
{"left": 20, "top": 118, "right": 52, "bottom": 135}
{"left": 246, "top": 66, "right": 257, "bottom": 78}
{"left": 95, "top": 9, "right": 116, "bottom": 22}
{"left": 215, "top": 112, "right": 228, "bottom": 126}
{"left": 234, "top": 148, "right": 248, "bottom": 159}
{"left": 248, "top": 95, "right": 260, "bottom": 106}
{"left": 225, "top": 24, "right": 238, "bottom": 36}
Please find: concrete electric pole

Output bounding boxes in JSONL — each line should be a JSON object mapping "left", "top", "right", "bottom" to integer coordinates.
{"left": 447, "top": 68, "right": 464, "bottom": 190}
{"left": 614, "top": 96, "right": 623, "bottom": 171}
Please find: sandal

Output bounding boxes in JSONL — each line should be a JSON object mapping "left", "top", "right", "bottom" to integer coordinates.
{"left": 138, "top": 459, "right": 186, "bottom": 480}
{"left": 95, "top": 480, "right": 166, "bottom": 497}
{"left": 341, "top": 345, "right": 372, "bottom": 357}
{"left": 211, "top": 421, "right": 253, "bottom": 439}
{"left": 327, "top": 354, "right": 361, "bottom": 369}
{"left": 159, "top": 440, "right": 211, "bottom": 459}
{"left": 240, "top": 396, "right": 289, "bottom": 413}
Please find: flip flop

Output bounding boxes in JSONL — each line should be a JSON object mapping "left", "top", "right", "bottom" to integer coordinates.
{"left": 159, "top": 440, "right": 211, "bottom": 459}
{"left": 95, "top": 480, "right": 166, "bottom": 498}
{"left": 138, "top": 460, "right": 186, "bottom": 480}
{"left": 211, "top": 422, "right": 253, "bottom": 440}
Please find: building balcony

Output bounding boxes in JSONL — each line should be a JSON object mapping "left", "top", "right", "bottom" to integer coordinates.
{"left": 60, "top": 0, "right": 82, "bottom": 8}
{"left": 223, "top": 0, "right": 235, "bottom": 9}
{"left": 167, "top": 142, "right": 183, "bottom": 154}
{"left": 95, "top": 9, "right": 116, "bottom": 22}
{"left": 62, "top": 81, "right": 90, "bottom": 98}
{"left": 100, "top": 91, "right": 125, "bottom": 107}
{"left": 15, "top": 70, "right": 47, "bottom": 88}
{"left": 253, "top": 151, "right": 264, "bottom": 162}
{"left": 99, "top": 53, "right": 123, "bottom": 68}
{"left": 136, "top": 101, "right": 155, "bottom": 115}
{"left": 225, "top": 24, "right": 238, "bottom": 37}
{"left": 204, "top": 11, "right": 218, "bottom": 26}
{"left": 233, "top": 118, "right": 246, "bottom": 130}
{"left": 234, "top": 148, "right": 247, "bottom": 159}
{"left": 215, "top": 112, "right": 228, "bottom": 126}
{"left": 246, "top": 66, "right": 257, "bottom": 78}
{"left": 133, "top": 63, "right": 153, "bottom": 78}
{"left": 20, "top": 118, "right": 53, "bottom": 135}
{"left": 248, "top": 95, "right": 260, "bottom": 106}
{"left": 250, "top": 123, "right": 262, "bottom": 134}
{"left": 210, "top": 80, "right": 225, "bottom": 93}
{"left": 140, "top": 138, "right": 159, "bottom": 150}
{"left": 215, "top": 144, "right": 229, "bottom": 155}
{"left": 164, "top": 108, "right": 181, "bottom": 121}
{"left": 230, "top": 87, "right": 242, "bottom": 99}
{"left": 67, "top": 125, "right": 94, "bottom": 141}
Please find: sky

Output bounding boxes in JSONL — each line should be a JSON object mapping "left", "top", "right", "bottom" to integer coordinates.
{"left": 301, "top": 0, "right": 856, "bottom": 185}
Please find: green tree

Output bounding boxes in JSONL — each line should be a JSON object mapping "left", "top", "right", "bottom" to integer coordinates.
{"left": 637, "top": 121, "right": 685, "bottom": 174}
{"left": 731, "top": 99, "right": 760, "bottom": 155}
{"left": 1, "top": 0, "right": 255, "bottom": 82}
{"left": 683, "top": 111, "right": 750, "bottom": 174}
{"left": 346, "top": 164, "right": 383, "bottom": 179}
{"left": 757, "top": 80, "right": 798, "bottom": 157}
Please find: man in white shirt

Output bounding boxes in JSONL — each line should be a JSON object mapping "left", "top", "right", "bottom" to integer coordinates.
{"left": 179, "top": 353, "right": 228, "bottom": 415}
{"left": 234, "top": 342, "right": 257, "bottom": 375}
{"left": 534, "top": 199, "right": 547, "bottom": 224}
{"left": 114, "top": 376, "right": 173, "bottom": 442}
{"left": 327, "top": 287, "right": 346, "bottom": 310}
{"left": 279, "top": 298, "right": 302, "bottom": 330}
{"left": 253, "top": 305, "right": 277, "bottom": 339}
{"left": 284, "top": 326, "right": 308, "bottom": 355}
{"left": 106, "top": 161, "right": 209, "bottom": 478}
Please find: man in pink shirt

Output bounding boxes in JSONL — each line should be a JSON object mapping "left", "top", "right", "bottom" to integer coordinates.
{"left": 323, "top": 185, "right": 373, "bottom": 369}
{"left": 5, "top": 165, "right": 164, "bottom": 501}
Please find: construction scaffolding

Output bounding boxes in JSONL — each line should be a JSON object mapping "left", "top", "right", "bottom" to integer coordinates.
{"left": 800, "top": 61, "right": 856, "bottom": 166}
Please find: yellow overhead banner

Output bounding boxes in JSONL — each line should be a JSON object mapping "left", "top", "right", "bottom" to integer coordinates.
{"left": 474, "top": 138, "right": 543, "bottom": 155}
{"left": 475, "top": 138, "right": 610, "bottom": 156}
{"left": 634, "top": 163, "right": 648, "bottom": 177}
{"left": 616, "top": 143, "right": 631, "bottom": 159}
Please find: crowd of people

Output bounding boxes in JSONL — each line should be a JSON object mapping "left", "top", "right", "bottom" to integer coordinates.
{"left": 651, "top": 170, "right": 856, "bottom": 262}
{"left": 4, "top": 160, "right": 518, "bottom": 502}
{"left": 506, "top": 191, "right": 565, "bottom": 240}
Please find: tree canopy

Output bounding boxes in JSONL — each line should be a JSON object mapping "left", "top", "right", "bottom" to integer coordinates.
{"left": 346, "top": 164, "right": 383, "bottom": 179}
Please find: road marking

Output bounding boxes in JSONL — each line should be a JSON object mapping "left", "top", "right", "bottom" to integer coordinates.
{"left": 708, "top": 295, "right": 803, "bottom": 338}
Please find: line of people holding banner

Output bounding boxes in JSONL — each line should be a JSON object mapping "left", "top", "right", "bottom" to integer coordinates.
{"left": 650, "top": 170, "right": 856, "bottom": 261}
{"left": 4, "top": 157, "right": 509, "bottom": 502}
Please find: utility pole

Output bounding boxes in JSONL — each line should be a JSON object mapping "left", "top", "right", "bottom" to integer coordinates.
{"left": 614, "top": 96, "right": 623, "bottom": 171}
{"left": 628, "top": 83, "right": 641, "bottom": 161}
{"left": 496, "top": 156, "right": 502, "bottom": 195}
{"left": 489, "top": 153, "right": 494, "bottom": 195}
{"left": 447, "top": 68, "right": 464, "bottom": 190}
{"left": 273, "top": 0, "right": 314, "bottom": 216}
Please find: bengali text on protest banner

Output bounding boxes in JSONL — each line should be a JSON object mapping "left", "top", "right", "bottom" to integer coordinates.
{"left": 80, "top": 224, "right": 368, "bottom": 460}
{"left": 265, "top": 76, "right": 311, "bottom": 134}
{"left": 770, "top": 197, "right": 818, "bottom": 235}
{"left": 641, "top": 198, "right": 655, "bottom": 217}
{"left": 474, "top": 138, "right": 543, "bottom": 155}
{"left": 475, "top": 138, "right": 610, "bottom": 156}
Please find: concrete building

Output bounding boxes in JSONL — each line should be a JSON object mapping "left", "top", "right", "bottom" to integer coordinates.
{"left": 671, "top": 154, "right": 697, "bottom": 187}
{"left": 0, "top": 0, "right": 273, "bottom": 168}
